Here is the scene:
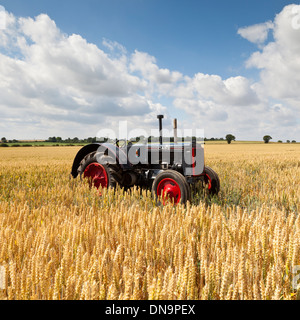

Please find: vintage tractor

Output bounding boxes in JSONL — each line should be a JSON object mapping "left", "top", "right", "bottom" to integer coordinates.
{"left": 71, "top": 115, "right": 220, "bottom": 204}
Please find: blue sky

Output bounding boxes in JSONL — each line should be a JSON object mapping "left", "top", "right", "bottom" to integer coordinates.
{"left": 1, "top": 0, "right": 288, "bottom": 77}
{"left": 0, "top": 0, "right": 300, "bottom": 141}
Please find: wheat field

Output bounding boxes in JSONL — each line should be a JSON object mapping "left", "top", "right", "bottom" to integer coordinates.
{"left": 0, "top": 143, "right": 299, "bottom": 300}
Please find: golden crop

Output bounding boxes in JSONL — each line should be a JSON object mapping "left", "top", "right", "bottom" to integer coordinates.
{"left": 0, "top": 143, "right": 299, "bottom": 300}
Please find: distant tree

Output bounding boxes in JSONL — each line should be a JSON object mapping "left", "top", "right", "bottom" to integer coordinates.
{"left": 56, "top": 137, "right": 62, "bottom": 142}
{"left": 72, "top": 137, "right": 79, "bottom": 143}
{"left": 1, "top": 137, "right": 7, "bottom": 143}
{"left": 47, "top": 136, "right": 57, "bottom": 142}
{"left": 292, "top": 140, "right": 296, "bottom": 143}
{"left": 263, "top": 135, "right": 272, "bottom": 143}
{"left": 278, "top": 140, "right": 282, "bottom": 143}
{"left": 286, "top": 140, "right": 290, "bottom": 143}
{"left": 225, "top": 134, "right": 236, "bottom": 144}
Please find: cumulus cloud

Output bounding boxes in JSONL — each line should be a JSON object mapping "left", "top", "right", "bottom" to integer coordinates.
{"left": 0, "top": 13, "right": 151, "bottom": 138}
{"left": 239, "top": 4, "right": 300, "bottom": 140}
{"left": 0, "top": 6, "right": 299, "bottom": 141}
{"left": 175, "top": 4, "right": 300, "bottom": 140}
{"left": 237, "top": 21, "right": 274, "bottom": 45}
{"left": 246, "top": 5, "right": 300, "bottom": 100}
{"left": 130, "top": 51, "right": 182, "bottom": 85}
{"left": 168, "top": 72, "right": 261, "bottom": 139}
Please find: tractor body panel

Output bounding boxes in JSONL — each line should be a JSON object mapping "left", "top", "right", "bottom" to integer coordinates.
{"left": 126, "top": 142, "right": 204, "bottom": 176}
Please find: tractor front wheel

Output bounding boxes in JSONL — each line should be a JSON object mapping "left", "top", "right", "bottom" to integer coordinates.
{"left": 152, "top": 170, "right": 190, "bottom": 205}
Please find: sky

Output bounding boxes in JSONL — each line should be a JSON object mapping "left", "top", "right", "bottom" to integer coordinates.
{"left": 0, "top": 0, "right": 300, "bottom": 141}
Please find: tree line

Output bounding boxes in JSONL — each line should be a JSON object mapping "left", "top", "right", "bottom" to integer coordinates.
{"left": 0, "top": 135, "right": 297, "bottom": 145}
{"left": 46, "top": 136, "right": 98, "bottom": 143}
{"left": 220, "top": 135, "right": 297, "bottom": 144}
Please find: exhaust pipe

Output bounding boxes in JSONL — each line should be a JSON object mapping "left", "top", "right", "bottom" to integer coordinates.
{"left": 173, "top": 118, "right": 178, "bottom": 144}
{"left": 157, "top": 114, "right": 164, "bottom": 145}
{"left": 157, "top": 114, "right": 164, "bottom": 164}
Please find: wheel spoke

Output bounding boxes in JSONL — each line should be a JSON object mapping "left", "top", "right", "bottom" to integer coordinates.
{"left": 205, "top": 174, "right": 212, "bottom": 190}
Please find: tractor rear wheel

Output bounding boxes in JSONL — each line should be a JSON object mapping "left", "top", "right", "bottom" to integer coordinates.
{"left": 203, "top": 166, "right": 220, "bottom": 195}
{"left": 77, "top": 151, "right": 122, "bottom": 190}
{"left": 152, "top": 170, "right": 191, "bottom": 205}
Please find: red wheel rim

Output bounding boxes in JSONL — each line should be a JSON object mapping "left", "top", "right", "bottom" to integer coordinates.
{"left": 83, "top": 163, "right": 108, "bottom": 189}
{"left": 157, "top": 178, "right": 181, "bottom": 204}
{"left": 205, "top": 174, "right": 212, "bottom": 190}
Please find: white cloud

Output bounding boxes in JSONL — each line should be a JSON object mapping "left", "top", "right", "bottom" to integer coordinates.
{"left": 102, "top": 38, "right": 127, "bottom": 56}
{"left": 237, "top": 21, "right": 274, "bottom": 45}
{"left": 0, "top": 13, "right": 152, "bottom": 138}
{"left": 130, "top": 50, "right": 183, "bottom": 90}
{"left": 242, "top": 4, "right": 300, "bottom": 141}
{"left": 0, "top": 6, "right": 299, "bottom": 141}
{"left": 174, "top": 4, "right": 300, "bottom": 140}
{"left": 246, "top": 5, "right": 300, "bottom": 100}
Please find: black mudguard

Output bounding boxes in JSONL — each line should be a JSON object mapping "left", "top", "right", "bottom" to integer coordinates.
{"left": 71, "top": 143, "right": 130, "bottom": 178}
